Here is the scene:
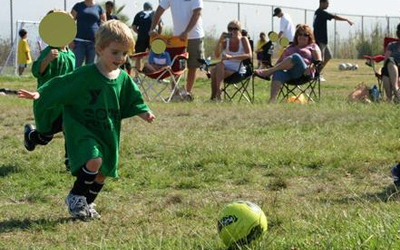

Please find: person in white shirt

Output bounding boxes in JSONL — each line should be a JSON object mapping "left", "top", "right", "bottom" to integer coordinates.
{"left": 149, "top": 0, "right": 205, "bottom": 101}
{"left": 273, "top": 7, "right": 296, "bottom": 42}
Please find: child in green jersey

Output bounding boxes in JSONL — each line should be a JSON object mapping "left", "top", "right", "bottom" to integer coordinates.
{"left": 24, "top": 44, "right": 75, "bottom": 148}
{"left": 18, "top": 20, "right": 155, "bottom": 220}
{"left": 23, "top": 10, "right": 76, "bottom": 173}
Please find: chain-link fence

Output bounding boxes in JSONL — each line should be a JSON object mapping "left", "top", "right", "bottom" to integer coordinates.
{"left": 2, "top": 0, "right": 400, "bottom": 62}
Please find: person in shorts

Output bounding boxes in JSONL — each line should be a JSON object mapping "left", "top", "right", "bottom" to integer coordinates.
{"left": 149, "top": 0, "right": 205, "bottom": 100}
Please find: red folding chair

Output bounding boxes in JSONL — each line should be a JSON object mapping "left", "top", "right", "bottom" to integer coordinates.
{"left": 130, "top": 35, "right": 188, "bottom": 103}
{"left": 364, "top": 37, "right": 398, "bottom": 96}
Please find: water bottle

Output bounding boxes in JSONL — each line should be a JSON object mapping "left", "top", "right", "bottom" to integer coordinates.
{"left": 371, "top": 85, "right": 379, "bottom": 102}
{"left": 179, "top": 59, "right": 186, "bottom": 70}
{"left": 205, "top": 56, "right": 211, "bottom": 66}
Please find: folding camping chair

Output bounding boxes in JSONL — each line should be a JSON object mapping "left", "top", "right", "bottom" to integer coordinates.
{"left": 222, "top": 58, "right": 254, "bottom": 102}
{"left": 364, "top": 37, "right": 398, "bottom": 97}
{"left": 197, "top": 58, "right": 254, "bottom": 103}
{"left": 130, "top": 35, "right": 188, "bottom": 103}
{"left": 277, "top": 60, "right": 322, "bottom": 103}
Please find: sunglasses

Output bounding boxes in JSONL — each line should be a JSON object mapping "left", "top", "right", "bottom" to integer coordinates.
{"left": 298, "top": 33, "right": 310, "bottom": 37}
{"left": 228, "top": 27, "right": 240, "bottom": 31}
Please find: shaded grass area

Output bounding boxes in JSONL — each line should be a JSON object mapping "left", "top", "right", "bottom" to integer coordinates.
{"left": 2, "top": 59, "right": 400, "bottom": 249}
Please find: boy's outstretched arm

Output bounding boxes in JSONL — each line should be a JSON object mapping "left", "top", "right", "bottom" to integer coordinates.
{"left": 17, "top": 89, "right": 40, "bottom": 100}
{"left": 138, "top": 111, "right": 155, "bottom": 123}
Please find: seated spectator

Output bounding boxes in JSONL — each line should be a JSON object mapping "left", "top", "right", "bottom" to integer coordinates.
{"left": 210, "top": 20, "right": 252, "bottom": 101}
{"left": 253, "top": 24, "right": 322, "bottom": 103}
{"left": 142, "top": 49, "right": 171, "bottom": 74}
{"left": 260, "top": 31, "right": 275, "bottom": 69}
{"left": 241, "top": 29, "right": 253, "bottom": 52}
{"left": 256, "top": 32, "right": 267, "bottom": 69}
{"left": 382, "top": 23, "right": 400, "bottom": 102}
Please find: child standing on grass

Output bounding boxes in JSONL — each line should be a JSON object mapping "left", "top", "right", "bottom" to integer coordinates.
{"left": 24, "top": 11, "right": 76, "bottom": 166}
{"left": 17, "top": 29, "right": 32, "bottom": 76}
{"left": 18, "top": 20, "right": 155, "bottom": 220}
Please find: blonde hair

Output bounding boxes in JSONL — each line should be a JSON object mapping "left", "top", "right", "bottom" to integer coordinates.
{"left": 227, "top": 20, "right": 242, "bottom": 31}
{"left": 95, "top": 20, "right": 135, "bottom": 50}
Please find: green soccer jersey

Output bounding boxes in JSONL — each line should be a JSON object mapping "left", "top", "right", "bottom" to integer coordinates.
{"left": 35, "top": 64, "right": 150, "bottom": 177}
{"left": 32, "top": 46, "right": 75, "bottom": 134}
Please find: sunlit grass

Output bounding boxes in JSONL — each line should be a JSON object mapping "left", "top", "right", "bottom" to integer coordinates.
{"left": 1, "top": 59, "right": 400, "bottom": 249}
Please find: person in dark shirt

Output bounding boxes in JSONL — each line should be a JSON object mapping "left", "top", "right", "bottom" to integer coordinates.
{"left": 71, "top": 0, "right": 106, "bottom": 67}
{"left": 261, "top": 31, "right": 275, "bottom": 69}
{"left": 313, "top": 0, "right": 353, "bottom": 75}
{"left": 132, "top": 2, "right": 163, "bottom": 78}
{"left": 105, "top": 1, "right": 118, "bottom": 20}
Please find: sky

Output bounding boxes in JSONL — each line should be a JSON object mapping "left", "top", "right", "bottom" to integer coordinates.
{"left": 1, "top": 0, "right": 399, "bottom": 43}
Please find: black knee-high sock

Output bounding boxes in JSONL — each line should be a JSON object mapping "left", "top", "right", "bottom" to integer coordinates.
{"left": 86, "top": 182, "right": 104, "bottom": 204}
{"left": 29, "top": 130, "right": 53, "bottom": 145}
{"left": 70, "top": 166, "right": 98, "bottom": 196}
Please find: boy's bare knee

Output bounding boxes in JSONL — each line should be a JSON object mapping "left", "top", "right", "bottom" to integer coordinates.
{"left": 94, "top": 173, "right": 106, "bottom": 183}
{"left": 86, "top": 157, "right": 102, "bottom": 172}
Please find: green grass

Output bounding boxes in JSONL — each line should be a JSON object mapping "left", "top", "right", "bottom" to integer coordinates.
{"left": 2, "top": 59, "right": 400, "bottom": 249}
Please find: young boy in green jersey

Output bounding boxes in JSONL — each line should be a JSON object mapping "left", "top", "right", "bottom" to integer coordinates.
{"left": 24, "top": 11, "right": 76, "bottom": 157}
{"left": 18, "top": 20, "right": 155, "bottom": 220}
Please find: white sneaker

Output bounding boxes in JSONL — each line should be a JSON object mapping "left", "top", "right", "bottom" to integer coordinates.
{"left": 65, "top": 193, "right": 90, "bottom": 219}
{"left": 88, "top": 203, "right": 101, "bottom": 219}
{"left": 319, "top": 75, "right": 326, "bottom": 82}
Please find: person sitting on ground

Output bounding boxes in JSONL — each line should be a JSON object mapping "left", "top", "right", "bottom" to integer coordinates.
{"left": 209, "top": 20, "right": 252, "bottom": 101}
{"left": 381, "top": 23, "right": 400, "bottom": 102}
{"left": 142, "top": 49, "right": 171, "bottom": 74}
{"left": 253, "top": 24, "right": 322, "bottom": 103}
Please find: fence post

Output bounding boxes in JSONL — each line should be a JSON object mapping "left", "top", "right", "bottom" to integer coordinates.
{"left": 237, "top": 3, "right": 240, "bottom": 21}
{"left": 361, "top": 16, "right": 364, "bottom": 40}
{"left": 304, "top": 9, "right": 307, "bottom": 24}
{"left": 271, "top": 6, "right": 274, "bottom": 32}
{"left": 10, "top": 0, "right": 13, "bottom": 46}
{"left": 333, "top": 20, "right": 337, "bottom": 58}
{"left": 387, "top": 16, "right": 390, "bottom": 36}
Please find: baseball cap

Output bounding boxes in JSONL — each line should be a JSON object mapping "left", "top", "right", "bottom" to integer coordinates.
{"left": 273, "top": 8, "right": 282, "bottom": 17}
{"left": 143, "top": 2, "right": 153, "bottom": 10}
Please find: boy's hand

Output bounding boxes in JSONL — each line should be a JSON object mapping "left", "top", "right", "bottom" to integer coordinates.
{"left": 46, "top": 49, "right": 59, "bottom": 62}
{"left": 139, "top": 111, "right": 155, "bottom": 123}
{"left": 17, "top": 89, "right": 40, "bottom": 100}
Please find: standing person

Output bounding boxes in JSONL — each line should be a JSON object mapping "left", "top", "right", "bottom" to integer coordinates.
{"left": 17, "top": 29, "right": 32, "bottom": 76}
{"left": 149, "top": 0, "right": 205, "bottom": 100}
{"left": 273, "top": 8, "right": 295, "bottom": 43}
{"left": 313, "top": 0, "right": 353, "bottom": 77}
{"left": 105, "top": 1, "right": 118, "bottom": 20}
{"left": 18, "top": 20, "right": 155, "bottom": 220}
{"left": 71, "top": 0, "right": 106, "bottom": 67}
{"left": 132, "top": 2, "right": 162, "bottom": 79}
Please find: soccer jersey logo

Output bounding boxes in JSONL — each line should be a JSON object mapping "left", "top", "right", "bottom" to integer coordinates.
{"left": 89, "top": 89, "right": 102, "bottom": 105}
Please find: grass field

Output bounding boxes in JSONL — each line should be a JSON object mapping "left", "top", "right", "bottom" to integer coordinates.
{"left": 2, "top": 59, "right": 400, "bottom": 249}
